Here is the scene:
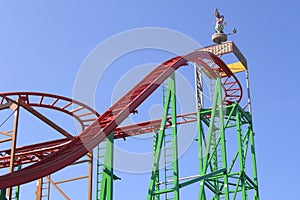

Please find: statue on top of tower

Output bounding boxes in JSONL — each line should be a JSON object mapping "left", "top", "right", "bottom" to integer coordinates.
{"left": 215, "top": 8, "right": 226, "bottom": 33}
{"left": 212, "top": 8, "right": 236, "bottom": 44}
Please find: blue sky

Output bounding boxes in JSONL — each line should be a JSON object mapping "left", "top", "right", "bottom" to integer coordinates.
{"left": 0, "top": 1, "right": 299, "bottom": 199}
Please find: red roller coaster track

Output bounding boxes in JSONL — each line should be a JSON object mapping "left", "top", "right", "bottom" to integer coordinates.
{"left": 0, "top": 111, "right": 198, "bottom": 168}
{"left": 0, "top": 51, "right": 242, "bottom": 189}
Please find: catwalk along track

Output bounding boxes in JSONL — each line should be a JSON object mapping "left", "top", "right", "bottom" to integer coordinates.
{"left": 0, "top": 50, "right": 242, "bottom": 189}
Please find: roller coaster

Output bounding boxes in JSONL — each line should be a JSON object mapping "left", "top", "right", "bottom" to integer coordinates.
{"left": 0, "top": 41, "right": 259, "bottom": 199}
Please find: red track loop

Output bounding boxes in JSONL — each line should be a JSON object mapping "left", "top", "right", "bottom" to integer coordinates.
{"left": 0, "top": 92, "right": 100, "bottom": 130}
{"left": 0, "top": 51, "right": 242, "bottom": 189}
{"left": 0, "top": 92, "right": 99, "bottom": 168}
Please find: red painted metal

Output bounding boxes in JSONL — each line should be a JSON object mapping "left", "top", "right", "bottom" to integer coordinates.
{"left": 114, "top": 111, "right": 197, "bottom": 139}
{"left": 0, "top": 92, "right": 100, "bottom": 130}
{"left": 0, "top": 112, "right": 197, "bottom": 168}
{"left": 0, "top": 51, "right": 242, "bottom": 189}
{"left": 0, "top": 138, "right": 70, "bottom": 168}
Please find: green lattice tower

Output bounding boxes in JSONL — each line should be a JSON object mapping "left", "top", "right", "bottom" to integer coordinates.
{"left": 94, "top": 41, "right": 259, "bottom": 199}
{"left": 148, "top": 46, "right": 259, "bottom": 199}
{"left": 196, "top": 75, "right": 259, "bottom": 199}
{"left": 195, "top": 42, "right": 259, "bottom": 200}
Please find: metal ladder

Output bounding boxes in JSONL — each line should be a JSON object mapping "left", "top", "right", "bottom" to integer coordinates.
{"left": 148, "top": 74, "right": 179, "bottom": 200}
{"left": 96, "top": 138, "right": 107, "bottom": 199}
{"left": 40, "top": 177, "right": 50, "bottom": 200}
{"left": 210, "top": 78, "right": 226, "bottom": 200}
{"left": 35, "top": 176, "right": 51, "bottom": 200}
{"left": 211, "top": 117, "right": 224, "bottom": 200}
{"left": 162, "top": 80, "right": 174, "bottom": 200}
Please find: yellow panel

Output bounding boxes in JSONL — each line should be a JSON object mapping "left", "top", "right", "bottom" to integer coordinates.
{"left": 226, "top": 61, "right": 247, "bottom": 75}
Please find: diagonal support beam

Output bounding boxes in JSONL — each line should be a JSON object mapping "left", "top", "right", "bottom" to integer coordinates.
{"left": 46, "top": 176, "right": 70, "bottom": 200}
{"left": 0, "top": 102, "right": 12, "bottom": 111}
{"left": 17, "top": 101, "right": 74, "bottom": 139}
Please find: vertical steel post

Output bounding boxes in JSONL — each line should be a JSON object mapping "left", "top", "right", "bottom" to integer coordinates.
{"left": 35, "top": 179, "right": 43, "bottom": 200}
{"left": 217, "top": 76, "right": 229, "bottom": 200}
{"left": 88, "top": 153, "right": 93, "bottom": 200}
{"left": 198, "top": 77, "right": 219, "bottom": 199}
{"left": 245, "top": 70, "right": 252, "bottom": 115}
{"left": 170, "top": 74, "right": 179, "bottom": 200}
{"left": 7, "top": 102, "right": 20, "bottom": 200}
{"left": 0, "top": 190, "right": 6, "bottom": 200}
{"left": 13, "top": 165, "right": 22, "bottom": 200}
{"left": 249, "top": 127, "right": 259, "bottom": 200}
{"left": 197, "top": 112, "right": 206, "bottom": 200}
{"left": 99, "top": 132, "right": 114, "bottom": 200}
{"left": 152, "top": 130, "right": 160, "bottom": 200}
{"left": 194, "top": 63, "right": 206, "bottom": 200}
{"left": 236, "top": 111, "right": 246, "bottom": 199}
{"left": 246, "top": 66, "right": 259, "bottom": 199}
{"left": 194, "top": 63, "right": 204, "bottom": 110}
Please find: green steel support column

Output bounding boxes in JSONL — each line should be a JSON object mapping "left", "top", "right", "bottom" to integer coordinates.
{"left": 0, "top": 190, "right": 6, "bottom": 200}
{"left": 249, "top": 126, "right": 260, "bottom": 200}
{"left": 170, "top": 74, "right": 180, "bottom": 200}
{"left": 147, "top": 80, "right": 172, "bottom": 200}
{"left": 197, "top": 111, "right": 204, "bottom": 175}
{"left": 236, "top": 111, "right": 247, "bottom": 200}
{"left": 195, "top": 63, "right": 206, "bottom": 200}
{"left": 153, "top": 131, "right": 160, "bottom": 200}
{"left": 198, "top": 77, "right": 220, "bottom": 199}
{"left": 13, "top": 165, "right": 22, "bottom": 200}
{"left": 99, "top": 132, "right": 114, "bottom": 200}
{"left": 197, "top": 111, "right": 206, "bottom": 200}
{"left": 216, "top": 76, "right": 229, "bottom": 200}
{"left": 198, "top": 76, "right": 230, "bottom": 200}
{"left": 147, "top": 74, "right": 179, "bottom": 200}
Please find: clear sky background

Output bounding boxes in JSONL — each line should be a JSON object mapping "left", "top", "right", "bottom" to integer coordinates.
{"left": 0, "top": 1, "right": 299, "bottom": 199}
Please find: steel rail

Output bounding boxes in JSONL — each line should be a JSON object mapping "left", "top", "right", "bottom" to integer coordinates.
{"left": 0, "top": 92, "right": 100, "bottom": 130}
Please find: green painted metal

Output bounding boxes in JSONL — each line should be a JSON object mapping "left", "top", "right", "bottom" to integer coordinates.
{"left": 12, "top": 165, "right": 22, "bottom": 200}
{"left": 96, "top": 141, "right": 105, "bottom": 199}
{"left": 217, "top": 76, "right": 230, "bottom": 200}
{"left": 198, "top": 76, "right": 220, "bottom": 199}
{"left": 195, "top": 75, "right": 259, "bottom": 199}
{"left": 170, "top": 74, "right": 179, "bottom": 200}
{"left": 98, "top": 132, "right": 114, "bottom": 200}
{"left": 153, "top": 130, "right": 161, "bottom": 200}
{"left": 89, "top": 52, "right": 259, "bottom": 200}
{"left": 148, "top": 73, "right": 179, "bottom": 200}
{"left": 162, "top": 81, "right": 169, "bottom": 200}
{"left": 179, "top": 168, "right": 226, "bottom": 189}
{"left": 0, "top": 189, "right": 6, "bottom": 200}
{"left": 0, "top": 165, "right": 21, "bottom": 200}
{"left": 249, "top": 127, "right": 259, "bottom": 200}
{"left": 162, "top": 75, "right": 177, "bottom": 200}
{"left": 147, "top": 79, "right": 172, "bottom": 200}
{"left": 236, "top": 110, "right": 246, "bottom": 199}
